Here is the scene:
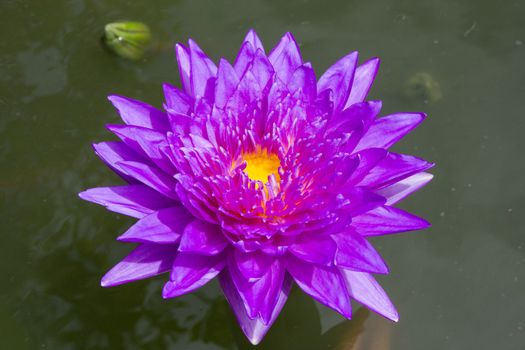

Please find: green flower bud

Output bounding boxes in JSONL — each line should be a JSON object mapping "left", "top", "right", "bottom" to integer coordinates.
{"left": 103, "top": 21, "right": 152, "bottom": 60}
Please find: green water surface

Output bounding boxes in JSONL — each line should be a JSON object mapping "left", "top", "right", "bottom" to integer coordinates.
{"left": 1, "top": 0, "right": 524, "bottom": 349}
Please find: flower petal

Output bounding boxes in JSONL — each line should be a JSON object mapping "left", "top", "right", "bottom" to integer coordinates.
{"left": 332, "top": 230, "right": 389, "bottom": 274}
{"left": 318, "top": 51, "right": 358, "bottom": 113}
{"left": 233, "top": 249, "right": 276, "bottom": 281}
{"left": 288, "top": 235, "right": 336, "bottom": 266}
{"left": 250, "top": 49, "right": 274, "bottom": 91}
{"left": 175, "top": 43, "right": 191, "bottom": 94}
{"left": 226, "top": 68, "right": 260, "bottom": 109}
{"left": 92, "top": 141, "right": 145, "bottom": 183}
{"left": 234, "top": 40, "right": 255, "bottom": 77}
{"left": 229, "top": 256, "right": 286, "bottom": 324}
{"left": 106, "top": 124, "right": 176, "bottom": 174}
{"left": 351, "top": 205, "right": 430, "bottom": 236}
{"left": 188, "top": 39, "right": 217, "bottom": 99}
{"left": 163, "top": 83, "right": 192, "bottom": 115}
{"left": 341, "top": 269, "right": 399, "bottom": 321}
{"left": 354, "top": 112, "right": 426, "bottom": 152}
{"left": 215, "top": 58, "right": 240, "bottom": 109}
{"left": 347, "top": 148, "right": 387, "bottom": 185}
{"left": 327, "top": 100, "right": 382, "bottom": 138}
{"left": 233, "top": 31, "right": 266, "bottom": 78}
{"left": 79, "top": 185, "right": 174, "bottom": 218}
{"left": 343, "top": 187, "right": 386, "bottom": 216}
{"left": 344, "top": 57, "right": 380, "bottom": 108}
{"left": 219, "top": 270, "right": 292, "bottom": 345}
{"left": 243, "top": 29, "right": 265, "bottom": 53}
{"left": 101, "top": 243, "right": 176, "bottom": 287}
{"left": 377, "top": 172, "right": 434, "bottom": 205}
{"left": 117, "top": 206, "right": 193, "bottom": 244}
{"left": 358, "top": 152, "right": 434, "bottom": 189}
{"left": 285, "top": 255, "right": 352, "bottom": 318}
{"left": 163, "top": 252, "right": 225, "bottom": 298}
{"left": 268, "top": 32, "right": 302, "bottom": 84}
{"left": 116, "top": 160, "right": 178, "bottom": 200}
{"left": 288, "top": 63, "right": 317, "bottom": 102}
{"left": 107, "top": 95, "right": 170, "bottom": 131}
{"left": 178, "top": 220, "right": 228, "bottom": 255}
{"left": 175, "top": 179, "right": 219, "bottom": 224}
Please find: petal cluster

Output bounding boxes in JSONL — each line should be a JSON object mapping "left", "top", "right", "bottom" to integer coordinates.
{"left": 80, "top": 30, "right": 433, "bottom": 344}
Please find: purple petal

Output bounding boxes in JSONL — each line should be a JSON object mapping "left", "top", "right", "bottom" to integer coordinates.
{"left": 175, "top": 179, "right": 219, "bottom": 224}
{"left": 354, "top": 112, "right": 426, "bottom": 152}
{"left": 377, "top": 172, "right": 434, "bottom": 205}
{"left": 188, "top": 39, "right": 217, "bottom": 99}
{"left": 358, "top": 152, "right": 434, "bottom": 189}
{"left": 189, "top": 133, "right": 215, "bottom": 151}
{"left": 347, "top": 148, "right": 387, "bottom": 185}
{"left": 215, "top": 59, "right": 240, "bottom": 109}
{"left": 107, "top": 95, "right": 170, "bottom": 131}
{"left": 233, "top": 249, "right": 276, "bottom": 281}
{"left": 351, "top": 205, "right": 430, "bottom": 236}
{"left": 315, "top": 89, "right": 333, "bottom": 116}
{"left": 229, "top": 256, "right": 285, "bottom": 324}
{"left": 101, "top": 243, "right": 176, "bottom": 287}
{"left": 327, "top": 100, "right": 382, "bottom": 138}
{"left": 116, "top": 160, "right": 178, "bottom": 200}
{"left": 268, "top": 32, "right": 302, "bottom": 84}
{"left": 243, "top": 29, "right": 265, "bottom": 53}
{"left": 318, "top": 51, "right": 358, "bottom": 113}
{"left": 344, "top": 187, "right": 386, "bottom": 216}
{"left": 267, "top": 78, "right": 288, "bottom": 116}
{"left": 219, "top": 270, "right": 292, "bottom": 345}
{"left": 79, "top": 185, "right": 174, "bottom": 218}
{"left": 288, "top": 235, "right": 336, "bottom": 266}
{"left": 285, "top": 255, "right": 352, "bottom": 318}
{"left": 166, "top": 112, "right": 203, "bottom": 138}
{"left": 178, "top": 220, "right": 228, "bottom": 255}
{"left": 332, "top": 230, "right": 389, "bottom": 274}
{"left": 163, "top": 83, "right": 192, "bottom": 115}
{"left": 162, "top": 252, "right": 225, "bottom": 298}
{"left": 92, "top": 141, "right": 145, "bottom": 183}
{"left": 233, "top": 31, "right": 266, "bottom": 78}
{"left": 106, "top": 124, "right": 176, "bottom": 174}
{"left": 341, "top": 269, "right": 399, "bottom": 321}
{"left": 117, "top": 206, "right": 194, "bottom": 244}
{"left": 250, "top": 49, "right": 274, "bottom": 91}
{"left": 175, "top": 43, "right": 191, "bottom": 94}
{"left": 227, "top": 69, "right": 259, "bottom": 109}
{"left": 288, "top": 63, "right": 317, "bottom": 102}
{"left": 344, "top": 57, "right": 380, "bottom": 108}
{"left": 234, "top": 41, "right": 255, "bottom": 77}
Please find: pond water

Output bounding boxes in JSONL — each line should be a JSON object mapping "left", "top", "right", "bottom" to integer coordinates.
{"left": 1, "top": 0, "right": 524, "bottom": 349}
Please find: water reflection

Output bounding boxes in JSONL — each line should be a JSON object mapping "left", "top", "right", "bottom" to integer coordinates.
{"left": 17, "top": 46, "right": 68, "bottom": 101}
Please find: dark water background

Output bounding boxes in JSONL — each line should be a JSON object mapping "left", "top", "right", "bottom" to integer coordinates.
{"left": 1, "top": 0, "right": 524, "bottom": 349}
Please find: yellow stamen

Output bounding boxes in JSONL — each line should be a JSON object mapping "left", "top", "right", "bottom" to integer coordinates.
{"left": 242, "top": 149, "right": 281, "bottom": 184}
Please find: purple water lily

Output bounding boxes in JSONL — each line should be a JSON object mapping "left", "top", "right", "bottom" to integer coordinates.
{"left": 80, "top": 30, "right": 433, "bottom": 344}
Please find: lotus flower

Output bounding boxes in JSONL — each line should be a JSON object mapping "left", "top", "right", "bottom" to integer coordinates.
{"left": 79, "top": 30, "right": 433, "bottom": 344}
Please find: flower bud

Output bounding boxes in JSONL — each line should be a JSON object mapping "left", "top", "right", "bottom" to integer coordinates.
{"left": 103, "top": 21, "right": 152, "bottom": 60}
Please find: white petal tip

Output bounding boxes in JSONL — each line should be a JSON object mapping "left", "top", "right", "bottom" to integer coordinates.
{"left": 247, "top": 334, "right": 263, "bottom": 346}
{"left": 100, "top": 278, "right": 110, "bottom": 287}
{"left": 389, "top": 312, "right": 400, "bottom": 322}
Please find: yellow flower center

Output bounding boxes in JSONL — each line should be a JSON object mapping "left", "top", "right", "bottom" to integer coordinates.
{"left": 242, "top": 149, "right": 281, "bottom": 183}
